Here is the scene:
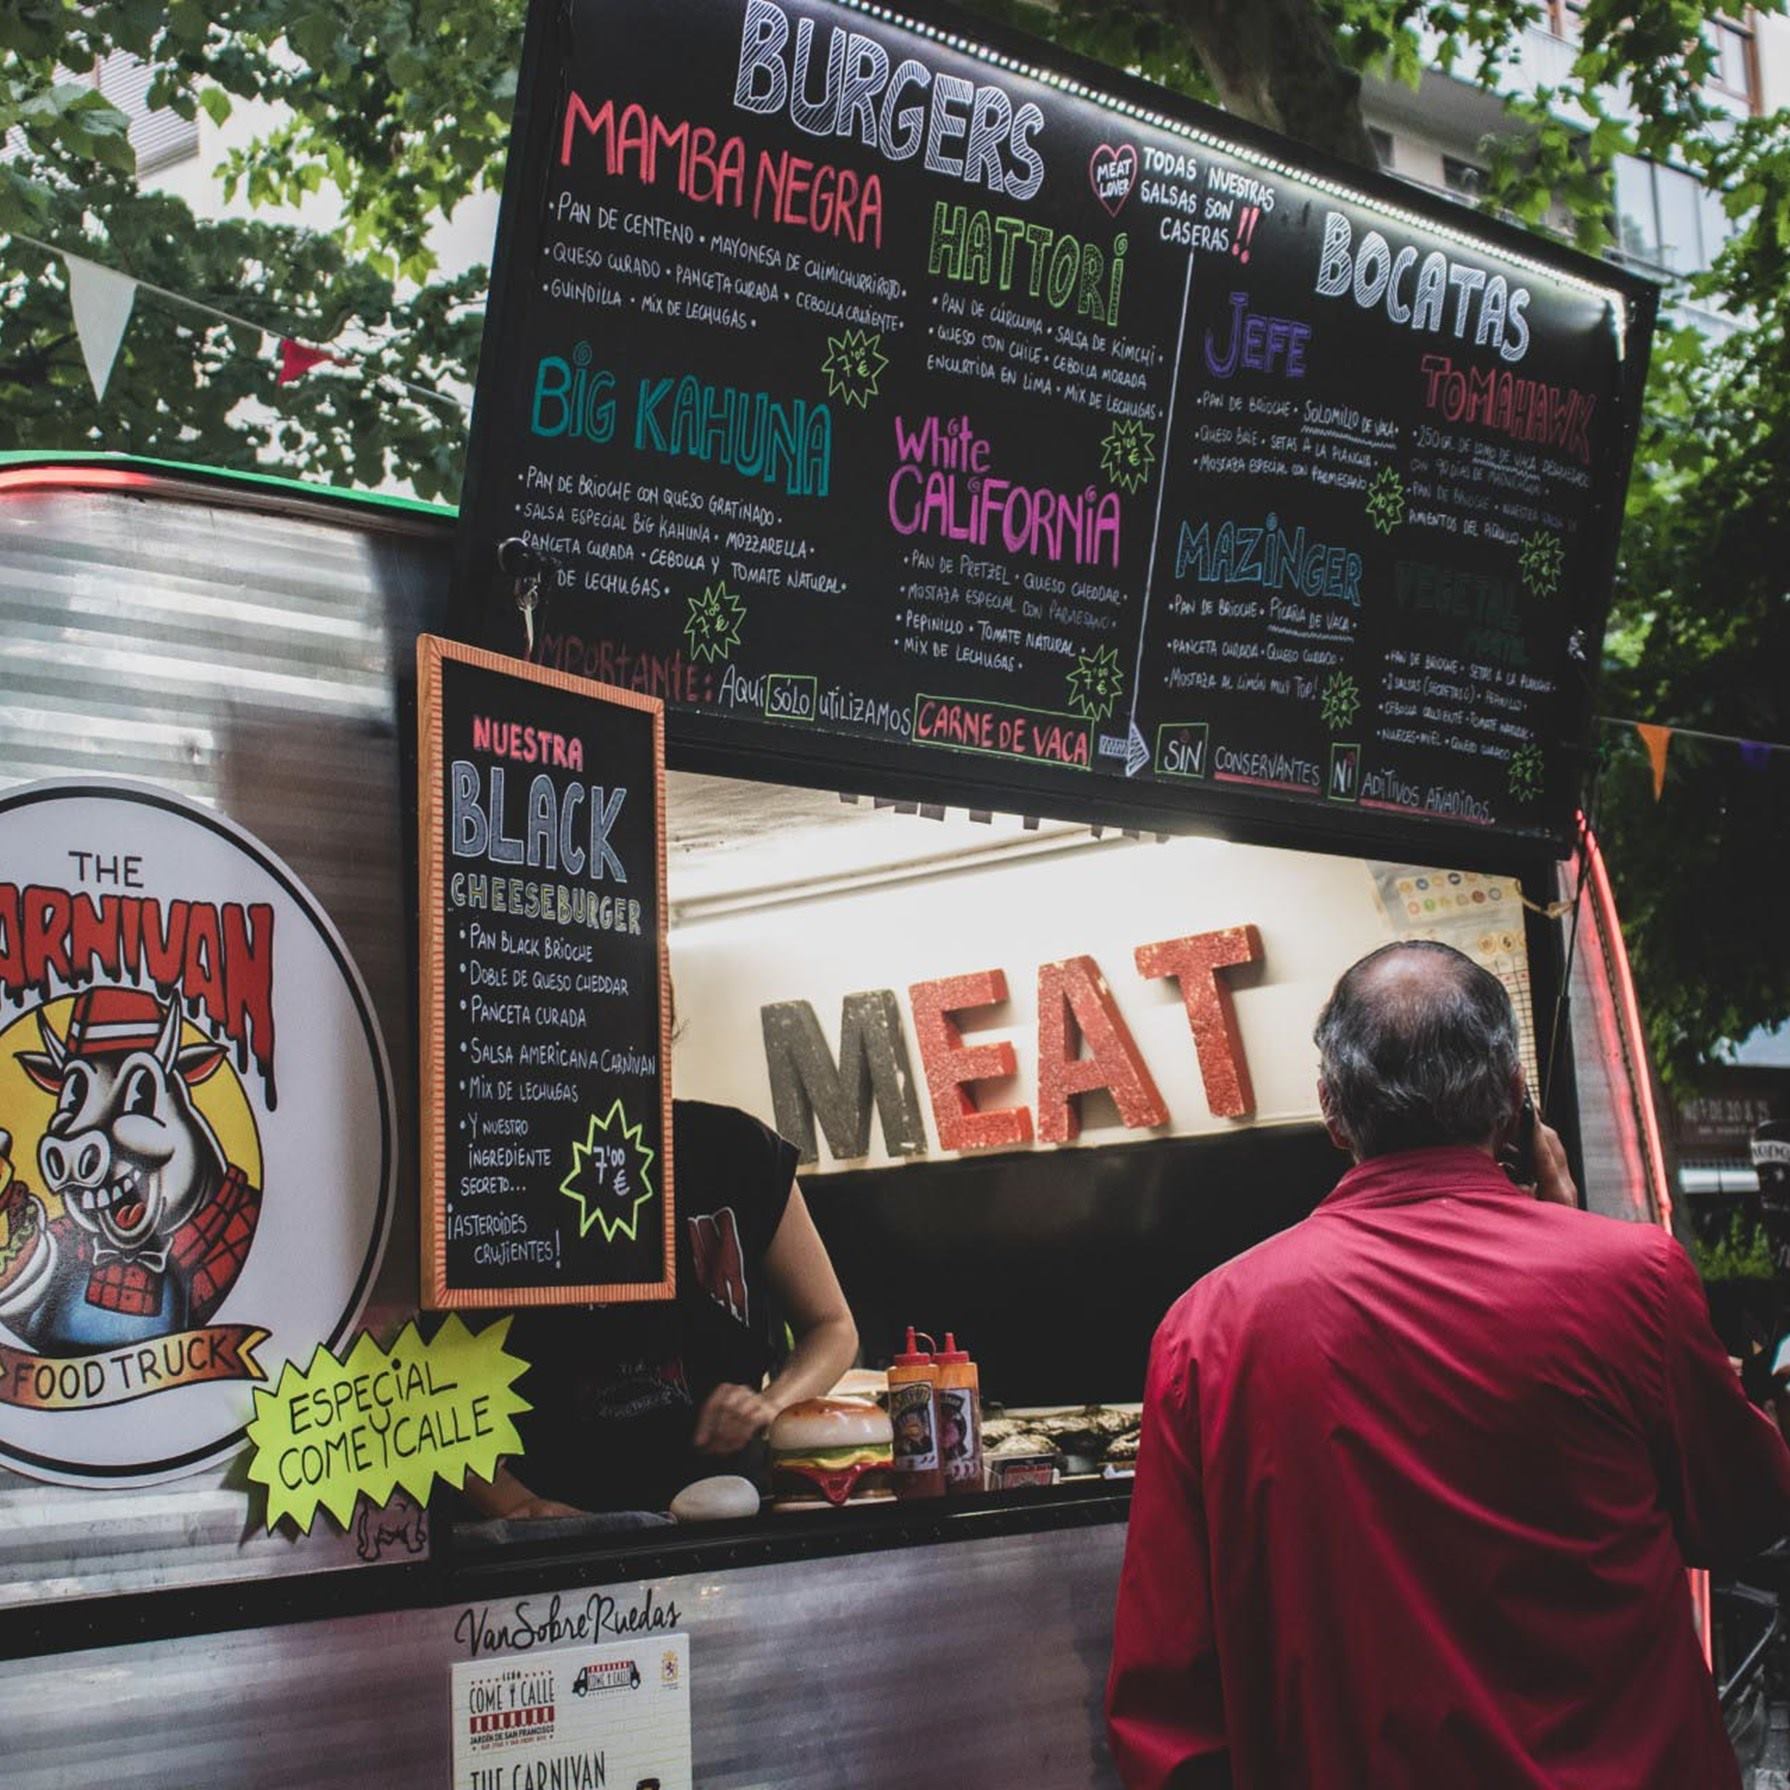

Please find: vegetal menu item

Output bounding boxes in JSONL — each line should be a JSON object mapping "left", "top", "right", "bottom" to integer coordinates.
{"left": 455, "top": 0, "right": 1653, "bottom": 858}
{"left": 418, "top": 634, "right": 674, "bottom": 1308}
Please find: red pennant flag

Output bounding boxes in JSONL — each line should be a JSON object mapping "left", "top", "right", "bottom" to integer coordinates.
{"left": 277, "top": 338, "right": 339, "bottom": 384}
{"left": 1634, "top": 722, "right": 1673, "bottom": 800}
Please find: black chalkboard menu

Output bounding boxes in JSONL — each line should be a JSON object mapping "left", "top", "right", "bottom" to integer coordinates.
{"left": 418, "top": 634, "right": 674, "bottom": 1308}
{"left": 454, "top": 0, "right": 1655, "bottom": 859}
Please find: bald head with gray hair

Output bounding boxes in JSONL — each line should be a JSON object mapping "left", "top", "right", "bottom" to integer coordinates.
{"left": 1314, "top": 941, "right": 1521, "bottom": 1160}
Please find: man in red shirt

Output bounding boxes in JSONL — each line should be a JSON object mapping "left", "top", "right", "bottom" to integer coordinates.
{"left": 1107, "top": 940, "right": 1790, "bottom": 1789}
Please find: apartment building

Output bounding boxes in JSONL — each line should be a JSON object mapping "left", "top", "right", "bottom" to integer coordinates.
{"left": 1363, "top": 5, "right": 1789, "bottom": 331}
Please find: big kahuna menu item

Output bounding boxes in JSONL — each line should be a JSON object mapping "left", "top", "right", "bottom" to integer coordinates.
{"left": 454, "top": 0, "right": 1654, "bottom": 855}
{"left": 418, "top": 635, "right": 674, "bottom": 1307}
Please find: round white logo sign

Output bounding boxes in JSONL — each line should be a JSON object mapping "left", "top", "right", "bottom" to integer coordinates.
{"left": 0, "top": 781, "right": 394, "bottom": 1486}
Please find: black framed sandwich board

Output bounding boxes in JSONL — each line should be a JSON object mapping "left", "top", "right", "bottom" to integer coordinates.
{"left": 418, "top": 634, "right": 674, "bottom": 1308}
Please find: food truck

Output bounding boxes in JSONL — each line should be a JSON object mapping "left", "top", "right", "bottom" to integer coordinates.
{"left": 0, "top": 0, "right": 1735, "bottom": 1784}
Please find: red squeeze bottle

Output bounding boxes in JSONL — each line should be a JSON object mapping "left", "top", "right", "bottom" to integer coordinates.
{"left": 887, "top": 1328, "right": 944, "bottom": 1499}
{"left": 935, "top": 1333, "right": 983, "bottom": 1495}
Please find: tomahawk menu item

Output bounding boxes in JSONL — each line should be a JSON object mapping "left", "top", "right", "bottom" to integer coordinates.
{"left": 418, "top": 634, "right": 673, "bottom": 1307}
{"left": 455, "top": 0, "right": 1653, "bottom": 854}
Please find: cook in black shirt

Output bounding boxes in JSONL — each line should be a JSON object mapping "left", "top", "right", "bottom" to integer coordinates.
{"left": 466, "top": 1100, "right": 858, "bottom": 1516}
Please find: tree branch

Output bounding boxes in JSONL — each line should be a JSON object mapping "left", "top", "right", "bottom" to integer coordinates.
{"left": 1127, "top": 0, "right": 1382, "bottom": 168}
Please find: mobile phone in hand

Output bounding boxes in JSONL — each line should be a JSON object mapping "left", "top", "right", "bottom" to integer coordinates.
{"left": 1501, "top": 1092, "right": 1538, "bottom": 1188}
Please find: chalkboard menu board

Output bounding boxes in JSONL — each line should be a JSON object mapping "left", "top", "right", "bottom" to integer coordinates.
{"left": 418, "top": 635, "right": 674, "bottom": 1308}
{"left": 455, "top": 0, "right": 1654, "bottom": 859}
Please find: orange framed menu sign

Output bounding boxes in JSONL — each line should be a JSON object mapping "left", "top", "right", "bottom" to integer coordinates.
{"left": 418, "top": 634, "right": 674, "bottom": 1308}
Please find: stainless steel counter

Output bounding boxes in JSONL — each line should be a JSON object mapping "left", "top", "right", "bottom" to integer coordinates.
{"left": 0, "top": 1517, "right": 1129, "bottom": 1788}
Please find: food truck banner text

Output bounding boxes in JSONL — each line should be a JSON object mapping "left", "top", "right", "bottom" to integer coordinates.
{"left": 246, "top": 1315, "right": 529, "bottom": 1532}
{"left": 456, "top": 0, "right": 1652, "bottom": 855}
{"left": 0, "top": 780, "right": 394, "bottom": 1488}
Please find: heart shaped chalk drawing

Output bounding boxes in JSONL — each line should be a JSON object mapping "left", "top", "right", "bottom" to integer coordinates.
{"left": 1089, "top": 143, "right": 1138, "bottom": 216}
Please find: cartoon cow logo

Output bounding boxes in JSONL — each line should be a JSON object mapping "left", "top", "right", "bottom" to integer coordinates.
{"left": 0, "top": 989, "right": 262, "bottom": 1356}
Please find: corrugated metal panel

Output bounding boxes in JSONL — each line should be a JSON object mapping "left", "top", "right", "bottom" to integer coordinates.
{"left": 0, "top": 481, "right": 453, "bottom": 1600}
{"left": 0, "top": 1524, "right": 1128, "bottom": 1788}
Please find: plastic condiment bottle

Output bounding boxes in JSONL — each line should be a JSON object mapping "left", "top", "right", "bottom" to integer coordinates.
{"left": 887, "top": 1328, "right": 944, "bottom": 1499}
{"left": 935, "top": 1333, "right": 984, "bottom": 1495}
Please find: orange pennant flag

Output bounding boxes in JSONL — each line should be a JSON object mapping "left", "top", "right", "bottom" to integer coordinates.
{"left": 1635, "top": 722, "right": 1673, "bottom": 799}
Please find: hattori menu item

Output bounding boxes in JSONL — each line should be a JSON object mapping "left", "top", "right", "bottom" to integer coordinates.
{"left": 454, "top": 0, "right": 1653, "bottom": 856}
{"left": 418, "top": 634, "right": 674, "bottom": 1307}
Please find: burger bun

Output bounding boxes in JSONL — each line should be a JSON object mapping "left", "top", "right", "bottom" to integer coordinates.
{"left": 768, "top": 1396, "right": 893, "bottom": 1452}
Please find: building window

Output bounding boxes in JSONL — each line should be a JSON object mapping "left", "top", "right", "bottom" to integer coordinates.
{"left": 1546, "top": 1, "right": 1587, "bottom": 39}
{"left": 1614, "top": 154, "right": 1735, "bottom": 277}
{"left": 93, "top": 52, "right": 198, "bottom": 175}
{"left": 1708, "top": 16, "right": 1759, "bottom": 106}
{"left": 1442, "top": 156, "right": 1487, "bottom": 203}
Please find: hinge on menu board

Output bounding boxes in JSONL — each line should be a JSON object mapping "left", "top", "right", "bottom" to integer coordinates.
{"left": 496, "top": 537, "right": 545, "bottom": 658}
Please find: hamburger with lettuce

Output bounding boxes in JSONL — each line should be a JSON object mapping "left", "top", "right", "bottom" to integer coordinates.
{"left": 767, "top": 1396, "right": 895, "bottom": 1509}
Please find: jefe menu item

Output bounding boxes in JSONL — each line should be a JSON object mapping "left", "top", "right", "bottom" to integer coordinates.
{"left": 767, "top": 1396, "right": 895, "bottom": 1508}
{"left": 455, "top": 0, "right": 1654, "bottom": 858}
{"left": 418, "top": 634, "right": 674, "bottom": 1308}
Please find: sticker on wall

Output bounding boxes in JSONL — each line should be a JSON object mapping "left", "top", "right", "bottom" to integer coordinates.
{"left": 0, "top": 780, "right": 394, "bottom": 1487}
{"left": 451, "top": 1636, "right": 691, "bottom": 1790}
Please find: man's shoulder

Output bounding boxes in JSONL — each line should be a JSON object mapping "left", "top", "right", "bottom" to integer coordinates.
{"left": 1160, "top": 1197, "right": 1676, "bottom": 1340}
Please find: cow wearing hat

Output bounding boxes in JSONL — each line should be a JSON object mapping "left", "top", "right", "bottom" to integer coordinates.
{"left": 0, "top": 990, "right": 262, "bottom": 1354}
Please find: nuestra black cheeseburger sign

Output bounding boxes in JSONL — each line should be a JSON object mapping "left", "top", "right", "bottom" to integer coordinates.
{"left": 418, "top": 637, "right": 673, "bottom": 1309}
{"left": 455, "top": 0, "right": 1654, "bottom": 855}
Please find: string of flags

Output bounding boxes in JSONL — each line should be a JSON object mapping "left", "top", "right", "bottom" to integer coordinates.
{"left": 1600, "top": 715, "right": 1788, "bottom": 800}
{"left": 10, "top": 229, "right": 464, "bottom": 412}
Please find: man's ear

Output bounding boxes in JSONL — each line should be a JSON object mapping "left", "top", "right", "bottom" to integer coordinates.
{"left": 1317, "top": 1079, "right": 1352, "bottom": 1156}
{"left": 1495, "top": 1066, "right": 1528, "bottom": 1148}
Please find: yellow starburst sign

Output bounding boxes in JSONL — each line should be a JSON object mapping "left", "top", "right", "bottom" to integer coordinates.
{"left": 560, "top": 1099, "right": 657, "bottom": 1243}
{"left": 244, "top": 1315, "right": 530, "bottom": 1532}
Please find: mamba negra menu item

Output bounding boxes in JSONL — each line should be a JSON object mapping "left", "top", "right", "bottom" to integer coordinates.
{"left": 418, "top": 634, "right": 673, "bottom": 1307}
{"left": 454, "top": 0, "right": 1654, "bottom": 855}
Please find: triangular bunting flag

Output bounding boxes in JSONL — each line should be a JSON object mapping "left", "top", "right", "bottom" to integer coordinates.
{"left": 1739, "top": 741, "right": 1772, "bottom": 771}
{"left": 1634, "top": 722, "right": 1673, "bottom": 800}
{"left": 277, "top": 338, "right": 339, "bottom": 384}
{"left": 64, "top": 255, "right": 138, "bottom": 402}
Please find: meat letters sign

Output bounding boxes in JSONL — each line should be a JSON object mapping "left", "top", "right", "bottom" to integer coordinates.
{"left": 418, "top": 636, "right": 674, "bottom": 1308}
{"left": 0, "top": 782, "right": 394, "bottom": 1488}
{"left": 764, "top": 926, "right": 1262, "bottom": 1167}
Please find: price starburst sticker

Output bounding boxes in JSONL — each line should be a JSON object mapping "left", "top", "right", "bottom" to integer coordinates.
{"left": 821, "top": 327, "right": 889, "bottom": 408}
{"left": 560, "top": 1099, "right": 657, "bottom": 1244}
{"left": 1519, "top": 528, "right": 1564, "bottom": 598}
{"left": 684, "top": 580, "right": 746, "bottom": 663}
{"left": 1099, "top": 419, "right": 1157, "bottom": 495}
{"left": 1320, "top": 670, "right": 1361, "bottom": 732}
{"left": 1508, "top": 742, "right": 1545, "bottom": 801}
{"left": 1366, "top": 465, "right": 1405, "bottom": 534}
{"left": 1067, "top": 644, "right": 1126, "bottom": 724}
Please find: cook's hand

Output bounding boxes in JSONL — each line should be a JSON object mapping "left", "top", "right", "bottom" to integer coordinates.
{"left": 693, "top": 1382, "right": 776, "bottom": 1454}
{"left": 1533, "top": 1118, "right": 1578, "bottom": 1208}
{"left": 504, "top": 1495, "right": 585, "bottom": 1520}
